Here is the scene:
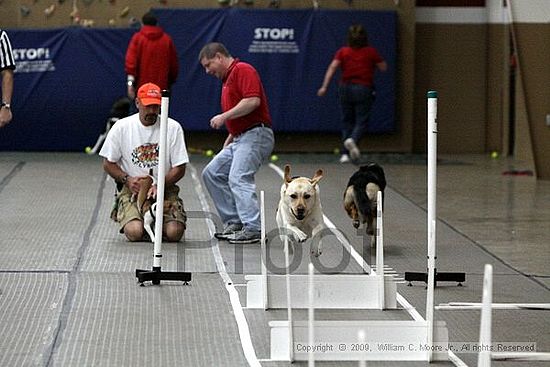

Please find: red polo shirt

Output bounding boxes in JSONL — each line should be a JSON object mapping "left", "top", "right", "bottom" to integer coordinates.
{"left": 221, "top": 59, "right": 271, "bottom": 136}
{"left": 335, "top": 46, "right": 383, "bottom": 87}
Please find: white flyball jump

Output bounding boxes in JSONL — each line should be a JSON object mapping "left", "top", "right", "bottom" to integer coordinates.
{"left": 437, "top": 263, "right": 550, "bottom": 366}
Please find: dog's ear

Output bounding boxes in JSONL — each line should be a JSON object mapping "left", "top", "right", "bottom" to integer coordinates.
{"left": 310, "top": 169, "right": 323, "bottom": 186}
{"left": 284, "top": 164, "right": 293, "bottom": 185}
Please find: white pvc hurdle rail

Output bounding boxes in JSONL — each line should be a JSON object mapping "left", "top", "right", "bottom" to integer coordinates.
{"left": 247, "top": 191, "right": 397, "bottom": 310}
{"left": 437, "top": 264, "right": 550, "bottom": 366}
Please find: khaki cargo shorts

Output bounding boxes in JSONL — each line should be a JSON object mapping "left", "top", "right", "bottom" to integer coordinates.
{"left": 112, "top": 184, "right": 186, "bottom": 233}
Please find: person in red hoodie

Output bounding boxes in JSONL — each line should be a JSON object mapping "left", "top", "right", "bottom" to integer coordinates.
{"left": 125, "top": 11, "right": 179, "bottom": 99}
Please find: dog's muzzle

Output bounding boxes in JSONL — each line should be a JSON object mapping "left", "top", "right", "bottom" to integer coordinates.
{"left": 292, "top": 208, "right": 306, "bottom": 221}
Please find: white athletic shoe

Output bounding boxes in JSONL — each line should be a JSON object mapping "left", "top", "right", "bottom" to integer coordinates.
{"left": 339, "top": 154, "right": 350, "bottom": 163}
{"left": 344, "top": 138, "right": 361, "bottom": 161}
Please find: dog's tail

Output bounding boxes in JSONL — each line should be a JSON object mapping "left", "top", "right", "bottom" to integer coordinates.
{"left": 353, "top": 180, "right": 372, "bottom": 223}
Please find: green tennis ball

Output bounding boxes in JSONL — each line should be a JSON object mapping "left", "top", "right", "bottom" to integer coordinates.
{"left": 84, "top": 146, "right": 92, "bottom": 154}
{"left": 270, "top": 154, "right": 279, "bottom": 162}
{"left": 490, "top": 151, "right": 499, "bottom": 159}
{"left": 333, "top": 148, "right": 340, "bottom": 155}
{"left": 205, "top": 149, "right": 214, "bottom": 157}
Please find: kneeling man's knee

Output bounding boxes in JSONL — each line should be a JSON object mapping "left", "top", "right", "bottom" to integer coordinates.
{"left": 124, "top": 220, "right": 145, "bottom": 242}
{"left": 165, "top": 221, "right": 185, "bottom": 242}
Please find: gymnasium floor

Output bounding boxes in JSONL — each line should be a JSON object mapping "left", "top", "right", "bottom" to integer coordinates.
{"left": 0, "top": 151, "right": 548, "bottom": 366}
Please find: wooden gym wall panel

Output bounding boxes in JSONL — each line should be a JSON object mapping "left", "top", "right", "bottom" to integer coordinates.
{"left": 416, "top": 0, "right": 485, "bottom": 6}
{"left": 414, "top": 23, "right": 487, "bottom": 153}
{"left": 514, "top": 23, "right": 550, "bottom": 179}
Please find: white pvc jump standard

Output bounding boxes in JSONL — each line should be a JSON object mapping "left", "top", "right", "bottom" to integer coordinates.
{"left": 135, "top": 90, "right": 191, "bottom": 285}
{"left": 375, "top": 190, "right": 385, "bottom": 310}
{"left": 477, "top": 264, "right": 550, "bottom": 365}
{"left": 247, "top": 191, "right": 397, "bottom": 310}
{"left": 477, "top": 264, "right": 493, "bottom": 367}
{"left": 425, "top": 90, "right": 438, "bottom": 362}
{"left": 308, "top": 262, "right": 314, "bottom": 367}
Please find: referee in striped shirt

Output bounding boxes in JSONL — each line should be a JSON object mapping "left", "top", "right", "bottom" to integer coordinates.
{"left": 1, "top": 29, "right": 15, "bottom": 128}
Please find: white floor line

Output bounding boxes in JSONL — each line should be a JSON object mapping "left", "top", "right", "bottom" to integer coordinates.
{"left": 268, "top": 162, "right": 468, "bottom": 367}
{"left": 190, "top": 165, "right": 261, "bottom": 367}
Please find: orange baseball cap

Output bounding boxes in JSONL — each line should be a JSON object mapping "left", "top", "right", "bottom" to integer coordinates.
{"left": 137, "top": 83, "right": 162, "bottom": 106}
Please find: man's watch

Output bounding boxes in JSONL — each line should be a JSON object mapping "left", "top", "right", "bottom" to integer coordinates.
{"left": 1, "top": 102, "right": 10, "bottom": 109}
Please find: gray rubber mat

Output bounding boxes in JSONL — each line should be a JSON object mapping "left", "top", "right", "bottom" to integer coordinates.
{"left": 1, "top": 153, "right": 548, "bottom": 367}
{"left": 49, "top": 273, "right": 247, "bottom": 367}
{"left": 0, "top": 273, "right": 68, "bottom": 367}
{"left": 0, "top": 155, "right": 104, "bottom": 271}
{"left": 80, "top": 174, "right": 217, "bottom": 274}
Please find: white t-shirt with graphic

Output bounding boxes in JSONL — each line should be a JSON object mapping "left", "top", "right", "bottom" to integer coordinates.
{"left": 99, "top": 113, "right": 189, "bottom": 179}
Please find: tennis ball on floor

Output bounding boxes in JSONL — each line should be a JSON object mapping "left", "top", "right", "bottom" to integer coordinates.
{"left": 84, "top": 146, "right": 92, "bottom": 154}
{"left": 205, "top": 149, "right": 214, "bottom": 157}
{"left": 270, "top": 154, "right": 279, "bottom": 162}
{"left": 490, "top": 151, "right": 499, "bottom": 159}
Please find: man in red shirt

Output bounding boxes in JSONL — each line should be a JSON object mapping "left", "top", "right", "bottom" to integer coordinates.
{"left": 125, "top": 11, "right": 179, "bottom": 99}
{"left": 199, "top": 42, "right": 274, "bottom": 244}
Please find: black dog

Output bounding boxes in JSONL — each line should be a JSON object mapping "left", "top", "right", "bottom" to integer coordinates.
{"left": 343, "top": 163, "right": 387, "bottom": 239}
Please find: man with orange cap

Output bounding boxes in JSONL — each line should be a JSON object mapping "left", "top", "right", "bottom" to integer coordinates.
{"left": 99, "top": 83, "right": 188, "bottom": 242}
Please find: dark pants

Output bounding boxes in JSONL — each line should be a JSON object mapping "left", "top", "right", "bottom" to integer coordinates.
{"left": 338, "top": 83, "right": 374, "bottom": 154}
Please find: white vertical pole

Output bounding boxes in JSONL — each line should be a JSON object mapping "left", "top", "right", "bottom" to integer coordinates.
{"left": 260, "top": 191, "right": 268, "bottom": 310}
{"left": 426, "top": 90, "right": 438, "bottom": 361}
{"left": 152, "top": 91, "right": 169, "bottom": 269}
{"left": 478, "top": 264, "right": 493, "bottom": 367}
{"left": 375, "top": 190, "right": 385, "bottom": 310}
{"left": 284, "top": 237, "right": 294, "bottom": 361}
{"left": 308, "top": 262, "right": 315, "bottom": 367}
{"left": 358, "top": 329, "right": 367, "bottom": 367}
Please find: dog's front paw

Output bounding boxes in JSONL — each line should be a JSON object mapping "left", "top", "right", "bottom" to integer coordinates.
{"left": 290, "top": 228, "right": 308, "bottom": 243}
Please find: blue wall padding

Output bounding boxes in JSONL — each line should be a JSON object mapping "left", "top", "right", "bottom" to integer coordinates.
{"left": 3, "top": 9, "right": 395, "bottom": 151}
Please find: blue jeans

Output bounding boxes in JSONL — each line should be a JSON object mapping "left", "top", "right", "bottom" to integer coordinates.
{"left": 338, "top": 83, "right": 374, "bottom": 154}
{"left": 202, "top": 126, "right": 274, "bottom": 232}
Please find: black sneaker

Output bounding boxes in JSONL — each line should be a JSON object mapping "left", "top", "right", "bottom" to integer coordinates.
{"left": 214, "top": 223, "right": 243, "bottom": 240}
{"left": 228, "top": 229, "right": 261, "bottom": 244}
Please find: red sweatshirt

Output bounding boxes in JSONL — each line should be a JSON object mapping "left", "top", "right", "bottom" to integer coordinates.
{"left": 125, "top": 25, "right": 179, "bottom": 90}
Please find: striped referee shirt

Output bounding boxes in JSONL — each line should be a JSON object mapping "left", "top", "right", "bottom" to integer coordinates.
{"left": 0, "top": 29, "right": 16, "bottom": 71}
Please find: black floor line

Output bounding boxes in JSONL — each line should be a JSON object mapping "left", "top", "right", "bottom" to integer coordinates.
{"left": 44, "top": 173, "right": 107, "bottom": 367}
{"left": 0, "top": 161, "right": 25, "bottom": 194}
